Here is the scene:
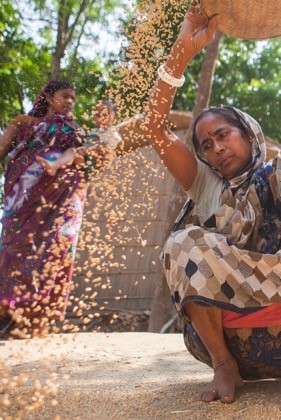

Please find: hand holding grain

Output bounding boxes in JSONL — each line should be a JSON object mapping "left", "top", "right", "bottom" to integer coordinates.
{"left": 179, "top": 0, "right": 220, "bottom": 55}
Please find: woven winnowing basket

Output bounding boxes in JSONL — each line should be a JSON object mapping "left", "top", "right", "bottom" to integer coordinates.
{"left": 201, "top": 0, "right": 281, "bottom": 40}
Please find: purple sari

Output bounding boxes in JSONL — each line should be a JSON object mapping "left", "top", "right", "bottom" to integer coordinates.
{"left": 0, "top": 114, "right": 87, "bottom": 320}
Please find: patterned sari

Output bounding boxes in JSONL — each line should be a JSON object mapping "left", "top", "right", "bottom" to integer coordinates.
{"left": 162, "top": 110, "right": 281, "bottom": 378}
{"left": 163, "top": 111, "right": 281, "bottom": 314}
{"left": 0, "top": 114, "right": 87, "bottom": 321}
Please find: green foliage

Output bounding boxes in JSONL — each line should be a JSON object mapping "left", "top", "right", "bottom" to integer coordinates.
{"left": 0, "top": 0, "right": 128, "bottom": 131}
{"left": 210, "top": 37, "right": 281, "bottom": 142}
{"left": 0, "top": 0, "right": 127, "bottom": 190}
{"left": 113, "top": 0, "right": 281, "bottom": 142}
{"left": 0, "top": 1, "right": 52, "bottom": 127}
{"left": 1, "top": 0, "right": 280, "bottom": 144}
{"left": 170, "top": 36, "right": 281, "bottom": 142}
{"left": 110, "top": 0, "right": 188, "bottom": 118}
{"left": 68, "top": 54, "right": 118, "bottom": 129}
{"left": 173, "top": 36, "right": 281, "bottom": 142}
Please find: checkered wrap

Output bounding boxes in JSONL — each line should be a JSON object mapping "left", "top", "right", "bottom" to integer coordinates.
{"left": 163, "top": 110, "right": 281, "bottom": 314}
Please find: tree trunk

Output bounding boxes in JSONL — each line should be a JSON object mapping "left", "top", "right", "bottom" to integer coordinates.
{"left": 148, "top": 31, "right": 223, "bottom": 333}
{"left": 52, "top": 47, "right": 65, "bottom": 79}
{"left": 184, "top": 30, "right": 223, "bottom": 144}
{"left": 51, "top": 0, "right": 90, "bottom": 79}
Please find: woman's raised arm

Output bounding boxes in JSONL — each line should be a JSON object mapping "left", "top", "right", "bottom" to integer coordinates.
{"left": 144, "top": 1, "right": 219, "bottom": 190}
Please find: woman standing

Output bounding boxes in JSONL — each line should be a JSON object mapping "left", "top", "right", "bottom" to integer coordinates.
{"left": 0, "top": 80, "right": 104, "bottom": 338}
{"left": 145, "top": 1, "right": 281, "bottom": 404}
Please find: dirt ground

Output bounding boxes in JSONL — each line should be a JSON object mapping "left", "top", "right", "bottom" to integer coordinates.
{"left": 1, "top": 332, "right": 281, "bottom": 419}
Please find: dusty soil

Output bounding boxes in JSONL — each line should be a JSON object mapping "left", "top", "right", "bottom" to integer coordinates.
{"left": 1, "top": 332, "right": 280, "bottom": 419}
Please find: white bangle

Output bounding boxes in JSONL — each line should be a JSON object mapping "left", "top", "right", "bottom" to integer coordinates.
{"left": 157, "top": 64, "right": 185, "bottom": 88}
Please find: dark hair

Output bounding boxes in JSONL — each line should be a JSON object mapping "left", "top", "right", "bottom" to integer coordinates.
{"left": 28, "top": 80, "right": 75, "bottom": 118}
{"left": 98, "top": 99, "right": 117, "bottom": 114}
{"left": 192, "top": 105, "right": 255, "bottom": 156}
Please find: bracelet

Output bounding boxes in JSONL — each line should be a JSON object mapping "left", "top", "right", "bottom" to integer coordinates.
{"left": 157, "top": 64, "right": 185, "bottom": 88}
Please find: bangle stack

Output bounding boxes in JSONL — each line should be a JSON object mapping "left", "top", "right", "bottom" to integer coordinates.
{"left": 157, "top": 64, "right": 185, "bottom": 88}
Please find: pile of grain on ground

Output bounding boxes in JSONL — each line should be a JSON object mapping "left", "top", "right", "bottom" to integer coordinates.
{"left": 1, "top": 333, "right": 280, "bottom": 419}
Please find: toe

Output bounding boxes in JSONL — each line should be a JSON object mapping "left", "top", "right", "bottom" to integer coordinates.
{"left": 199, "top": 389, "right": 217, "bottom": 402}
{"left": 220, "top": 387, "right": 235, "bottom": 404}
{"left": 206, "top": 389, "right": 218, "bottom": 402}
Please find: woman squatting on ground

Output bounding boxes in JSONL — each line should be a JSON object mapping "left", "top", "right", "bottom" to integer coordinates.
{"left": 144, "top": 0, "right": 281, "bottom": 404}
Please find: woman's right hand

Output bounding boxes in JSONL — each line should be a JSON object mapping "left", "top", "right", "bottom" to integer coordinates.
{"left": 178, "top": 0, "right": 220, "bottom": 56}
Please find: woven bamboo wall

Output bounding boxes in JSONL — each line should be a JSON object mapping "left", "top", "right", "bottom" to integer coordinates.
{"left": 71, "top": 110, "right": 193, "bottom": 312}
{"left": 73, "top": 141, "right": 185, "bottom": 311}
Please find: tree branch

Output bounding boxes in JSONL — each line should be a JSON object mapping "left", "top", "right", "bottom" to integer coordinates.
{"left": 67, "top": 17, "right": 89, "bottom": 79}
{"left": 64, "top": 0, "right": 90, "bottom": 48}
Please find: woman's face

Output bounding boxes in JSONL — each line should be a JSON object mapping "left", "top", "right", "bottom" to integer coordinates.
{"left": 46, "top": 88, "right": 76, "bottom": 117}
{"left": 195, "top": 113, "right": 252, "bottom": 180}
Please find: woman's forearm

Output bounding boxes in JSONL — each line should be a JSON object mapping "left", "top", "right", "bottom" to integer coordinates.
{"left": 142, "top": 3, "right": 219, "bottom": 190}
{"left": 144, "top": 4, "right": 219, "bottom": 139}
{"left": 165, "top": 39, "right": 195, "bottom": 78}
{"left": 146, "top": 39, "right": 195, "bottom": 138}
{"left": 143, "top": 38, "right": 198, "bottom": 191}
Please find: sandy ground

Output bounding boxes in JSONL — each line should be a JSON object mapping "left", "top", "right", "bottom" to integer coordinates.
{"left": 0, "top": 332, "right": 281, "bottom": 419}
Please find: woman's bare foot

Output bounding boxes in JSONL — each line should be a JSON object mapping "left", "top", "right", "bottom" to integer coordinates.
{"left": 36, "top": 156, "right": 58, "bottom": 176}
{"left": 199, "top": 358, "right": 244, "bottom": 404}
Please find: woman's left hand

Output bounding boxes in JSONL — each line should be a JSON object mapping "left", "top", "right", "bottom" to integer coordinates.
{"left": 178, "top": 0, "right": 220, "bottom": 56}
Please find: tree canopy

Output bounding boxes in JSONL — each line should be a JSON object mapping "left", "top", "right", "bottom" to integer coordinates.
{"left": 1, "top": 0, "right": 280, "bottom": 141}
{"left": 0, "top": 1, "right": 50, "bottom": 125}
{"left": 0, "top": 0, "right": 127, "bottom": 131}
